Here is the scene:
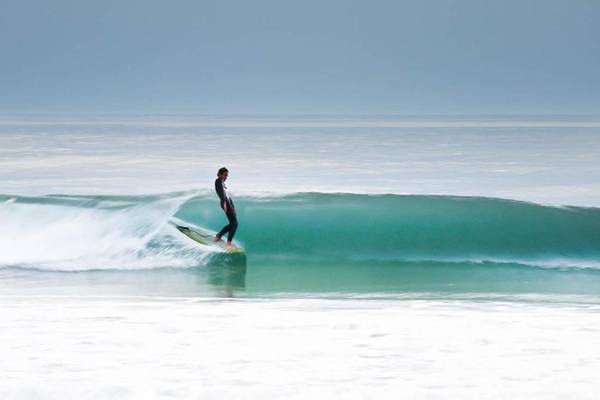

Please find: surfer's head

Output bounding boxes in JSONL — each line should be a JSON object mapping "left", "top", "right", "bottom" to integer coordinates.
{"left": 218, "top": 167, "right": 229, "bottom": 180}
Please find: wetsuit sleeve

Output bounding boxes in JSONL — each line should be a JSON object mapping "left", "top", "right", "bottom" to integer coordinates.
{"left": 215, "top": 179, "right": 226, "bottom": 208}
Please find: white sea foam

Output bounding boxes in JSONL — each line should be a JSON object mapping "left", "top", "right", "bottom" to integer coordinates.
{"left": 1, "top": 297, "right": 599, "bottom": 400}
{"left": 0, "top": 194, "right": 210, "bottom": 271}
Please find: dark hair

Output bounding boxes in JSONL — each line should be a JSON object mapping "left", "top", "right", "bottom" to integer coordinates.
{"left": 218, "top": 167, "right": 229, "bottom": 175}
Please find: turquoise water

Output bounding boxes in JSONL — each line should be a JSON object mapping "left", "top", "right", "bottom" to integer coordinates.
{"left": 2, "top": 191, "right": 600, "bottom": 299}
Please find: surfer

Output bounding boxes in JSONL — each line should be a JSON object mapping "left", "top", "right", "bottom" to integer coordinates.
{"left": 213, "top": 167, "right": 239, "bottom": 250}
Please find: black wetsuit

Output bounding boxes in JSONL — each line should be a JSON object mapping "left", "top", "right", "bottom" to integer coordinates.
{"left": 215, "top": 178, "right": 238, "bottom": 242}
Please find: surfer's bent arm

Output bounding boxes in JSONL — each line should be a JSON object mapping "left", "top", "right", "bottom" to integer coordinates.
{"left": 215, "top": 178, "right": 227, "bottom": 210}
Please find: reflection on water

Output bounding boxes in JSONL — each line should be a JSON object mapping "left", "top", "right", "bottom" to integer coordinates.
{"left": 0, "top": 253, "right": 247, "bottom": 298}
{"left": 205, "top": 253, "right": 247, "bottom": 297}
{"left": 5, "top": 254, "right": 600, "bottom": 301}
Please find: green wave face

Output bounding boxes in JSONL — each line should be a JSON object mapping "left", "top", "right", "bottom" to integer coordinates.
{"left": 177, "top": 193, "right": 600, "bottom": 265}
{"left": 173, "top": 193, "right": 600, "bottom": 297}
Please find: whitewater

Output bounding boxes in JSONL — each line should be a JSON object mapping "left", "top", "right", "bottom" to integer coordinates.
{"left": 1, "top": 115, "right": 600, "bottom": 399}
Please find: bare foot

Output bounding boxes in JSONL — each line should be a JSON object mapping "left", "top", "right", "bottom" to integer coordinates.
{"left": 225, "top": 242, "right": 237, "bottom": 251}
{"left": 212, "top": 236, "right": 223, "bottom": 242}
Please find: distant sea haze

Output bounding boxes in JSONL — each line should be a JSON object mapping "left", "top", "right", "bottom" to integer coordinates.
{"left": 1, "top": 115, "right": 599, "bottom": 206}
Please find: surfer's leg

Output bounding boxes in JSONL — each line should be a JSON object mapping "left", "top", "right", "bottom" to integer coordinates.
{"left": 226, "top": 212, "right": 238, "bottom": 243}
{"left": 217, "top": 208, "right": 236, "bottom": 240}
{"left": 216, "top": 221, "right": 231, "bottom": 239}
{"left": 216, "top": 226, "right": 230, "bottom": 239}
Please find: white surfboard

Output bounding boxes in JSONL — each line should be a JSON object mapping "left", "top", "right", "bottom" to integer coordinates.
{"left": 171, "top": 221, "right": 245, "bottom": 254}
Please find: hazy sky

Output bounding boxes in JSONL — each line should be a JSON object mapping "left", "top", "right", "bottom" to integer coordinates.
{"left": 1, "top": 0, "right": 599, "bottom": 114}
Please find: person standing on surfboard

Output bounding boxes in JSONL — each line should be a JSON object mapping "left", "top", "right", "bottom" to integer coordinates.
{"left": 213, "top": 167, "right": 239, "bottom": 250}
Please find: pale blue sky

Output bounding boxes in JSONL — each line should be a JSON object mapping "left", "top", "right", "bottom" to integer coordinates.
{"left": 1, "top": 0, "right": 599, "bottom": 114}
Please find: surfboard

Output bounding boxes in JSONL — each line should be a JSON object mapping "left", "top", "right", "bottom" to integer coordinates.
{"left": 171, "top": 222, "right": 245, "bottom": 254}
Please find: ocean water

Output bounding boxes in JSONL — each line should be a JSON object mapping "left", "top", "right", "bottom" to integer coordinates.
{"left": 1, "top": 115, "right": 600, "bottom": 399}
